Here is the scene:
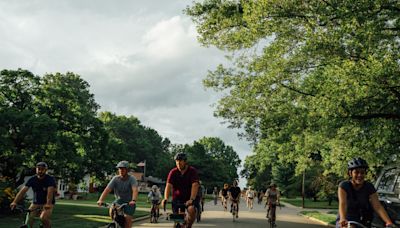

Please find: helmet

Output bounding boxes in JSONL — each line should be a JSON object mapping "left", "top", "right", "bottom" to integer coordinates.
{"left": 152, "top": 185, "right": 158, "bottom": 190}
{"left": 116, "top": 161, "right": 129, "bottom": 168}
{"left": 347, "top": 157, "right": 368, "bottom": 170}
{"left": 174, "top": 153, "right": 187, "bottom": 161}
{"left": 270, "top": 183, "right": 277, "bottom": 188}
{"left": 36, "top": 162, "right": 48, "bottom": 168}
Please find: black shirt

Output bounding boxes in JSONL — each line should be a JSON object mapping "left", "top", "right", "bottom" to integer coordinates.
{"left": 339, "top": 180, "right": 376, "bottom": 223}
{"left": 26, "top": 174, "right": 56, "bottom": 205}
{"left": 229, "top": 186, "right": 241, "bottom": 199}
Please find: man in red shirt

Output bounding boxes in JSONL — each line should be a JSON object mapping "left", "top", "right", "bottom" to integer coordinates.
{"left": 162, "top": 153, "right": 199, "bottom": 228}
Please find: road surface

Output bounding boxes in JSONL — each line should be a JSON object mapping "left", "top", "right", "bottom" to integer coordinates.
{"left": 133, "top": 198, "right": 328, "bottom": 228}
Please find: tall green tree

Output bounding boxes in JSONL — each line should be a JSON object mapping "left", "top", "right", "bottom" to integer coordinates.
{"left": 36, "top": 72, "right": 107, "bottom": 182}
{"left": 0, "top": 69, "right": 57, "bottom": 184}
{"left": 186, "top": 0, "right": 400, "bottom": 179}
{"left": 98, "top": 112, "right": 171, "bottom": 179}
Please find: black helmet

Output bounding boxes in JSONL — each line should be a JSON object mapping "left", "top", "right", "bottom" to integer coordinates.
{"left": 174, "top": 153, "right": 187, "bottom": 161}
{"left": 347, "top": 157, "right": 368, "bottom": 170}
{"left": 36, "top": 162, "right": 48, "bottom": 168}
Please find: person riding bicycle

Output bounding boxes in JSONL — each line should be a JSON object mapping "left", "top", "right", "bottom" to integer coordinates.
{"left": 162, "top": 153, "right": 199, "bottom": 228}
{"left": 97, "top": 161, "right": 139, "bottom": 228}
{"left": 265, "top": 183, "right": 280, "bottom": 219}
{"left": 10, "top": 162, "right": 56, "bottom": 228}
{"left": 246, "top": 186, "right": 255, "bottom": 209}
{"left": 148, "top": 185, "right": 162, "bottom": 217}
{"left": 197, "top": 180, "right": 206, "bottom": 212}
{"left": 337, "top": 157, "right": 396, "bottom": 228}
{"left": 220, "top": 183, "right": 229, "bottom": 210}
{"left": 228, "top": 180, "right": 241, "bottom": 218}
{"left": 212, "top": 186, "right": 219, "bottom": 205}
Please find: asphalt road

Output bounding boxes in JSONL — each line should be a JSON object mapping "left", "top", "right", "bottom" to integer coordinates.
{"left": 133, "top": 198, "right": 328, "bottom": 228}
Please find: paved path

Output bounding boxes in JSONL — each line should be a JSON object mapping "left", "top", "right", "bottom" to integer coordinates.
{"left": 133, "top": 198, "right": 329, "bottom": 228}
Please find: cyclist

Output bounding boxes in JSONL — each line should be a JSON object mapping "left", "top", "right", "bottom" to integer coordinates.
{"left": 148, "top": 185, "right": 162, "bottom": 217}
{"left": 10, "top": 162, "right": 56, "bottom": 228}
{"left": 337, "top": 157, "right": 396, "bottom": 228}
{"left": 162, "top": 153, "right": 199, "bottom": 228}
{"left": 265, "top": 183, "right": 280, "bottom": 219}
{"left": 197, "top": 180, "right": 206, "bottom": 212}
{"left": 212, "top": 187, "right": 219, "bottom": 205}
{"left": 246, "top": 186, "right": 255, "bottom": 209}
{"left": 220, "top": 183, "right": 229, "bottom": 210}
{"left": 97, "top": 161, "right": 139, "bottom": 228}
{"left": 228, "top": 180, "right": 241, "bottom": 218}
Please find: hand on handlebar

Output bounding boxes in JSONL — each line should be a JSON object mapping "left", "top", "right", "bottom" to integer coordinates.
{"left": 10, "top": 202, "right": 17, "bottom": 210}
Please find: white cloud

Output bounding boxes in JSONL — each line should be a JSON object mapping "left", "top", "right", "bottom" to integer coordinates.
{"left": 0, "top": 0, "right": 251, "bottom": 187}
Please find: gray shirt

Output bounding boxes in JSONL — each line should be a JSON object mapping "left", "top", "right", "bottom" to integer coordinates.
{"left": 107, "top": 175, "right": 138, "bottom": 202}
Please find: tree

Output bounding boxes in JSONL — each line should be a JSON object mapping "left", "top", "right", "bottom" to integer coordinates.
{"left": 185, "top": 0, "right": 400, "bottom": 179}
{"left": 98, "top": 112, "right": 172, "bottom": 179}
{"left": 35, "top": 72, "right": 107, "bottom": 182}
{"left": 0, "top": 69, "right": 57, "bottom": 184}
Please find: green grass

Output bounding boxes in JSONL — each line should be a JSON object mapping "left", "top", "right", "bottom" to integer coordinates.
{"left": 281, "top": 197, "right": 338, "bottom": 209}
{"left": 0, "top": 193, "right": 150, "bottom": 228}
{"left": 300, "top": 210, "right": 337, "bottom": 225}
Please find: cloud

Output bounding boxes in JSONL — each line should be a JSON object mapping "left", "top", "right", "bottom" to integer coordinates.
{"left": 0, "top": 0, "right": 252, "bottom": 187}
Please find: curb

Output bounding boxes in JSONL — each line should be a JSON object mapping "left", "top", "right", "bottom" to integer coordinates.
{"left": 298, "top": 213, "right": 335, "bottom": 227}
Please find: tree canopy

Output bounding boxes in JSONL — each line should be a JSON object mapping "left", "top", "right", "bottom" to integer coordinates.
{"left": 185, "top": 0, "right": 400, "bottom": 181}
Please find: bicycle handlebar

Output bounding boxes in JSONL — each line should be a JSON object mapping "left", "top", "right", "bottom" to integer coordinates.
{"left": 99, "top": 202, "right": 128, "bottom": 210}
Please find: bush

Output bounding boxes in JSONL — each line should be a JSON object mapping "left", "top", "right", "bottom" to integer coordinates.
{"left": 0, "top": 177, "right": 17, "bottom": 215}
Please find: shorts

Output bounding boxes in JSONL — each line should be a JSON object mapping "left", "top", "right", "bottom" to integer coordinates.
{"left": 29, "top": 204, "right": 53, "bottom": 218}
{"left": 114, "top": 199, "right": 136, "bottom": 216}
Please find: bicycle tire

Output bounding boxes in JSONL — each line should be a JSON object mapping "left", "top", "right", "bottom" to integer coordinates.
{"left": 106, "top": 223, "right": 116, "bottom": 228}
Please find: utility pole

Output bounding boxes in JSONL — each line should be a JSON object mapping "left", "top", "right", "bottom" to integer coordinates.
{"left": 302, "top": 170, "right": 305, "bottom": 208}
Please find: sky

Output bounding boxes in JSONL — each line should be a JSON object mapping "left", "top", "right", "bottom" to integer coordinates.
{"left": 0, "top": 0, "right": 251, "bottom": 187}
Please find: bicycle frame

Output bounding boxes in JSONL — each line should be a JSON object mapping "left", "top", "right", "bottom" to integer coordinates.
{"left": 347, "top": 221, "right": 368, "bottom": 228}
{"left": 14, "top": 205, "right": 44, "bottom": 228}
{"left": 150, "top": 201, "right": 160, "bottom": 223}
{"left": 163, "top": 201, "right": 188, "bottom": 228}
{"left": 231, "top": 199, "right": 239, "bottom": 222}
{"left": 101, "top": 203, "right": 128, "bottom": 228}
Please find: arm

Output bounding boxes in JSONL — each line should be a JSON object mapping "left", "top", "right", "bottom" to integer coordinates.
{"left": 338, "top": 187, "right": 348, "bottom": 227}
{"left": 10, "top": 186, "right": 29, "bottom": 209}
{"left": 369, "top": 192, "right": 394, "bottom": 226}
{"left": 44, "top": 186, "right": 55, "bottom": 209}
{"left": 188, "top": 181, "right": 199, "bottom": 205}
{"left": 164, "top": 183, "right": 172, "bottom": 201}
{"left": 97, "top": 187, "right": 112, "bottom": 206}
{"left": 130, "top": 185, "right": 139, "bottom": 206}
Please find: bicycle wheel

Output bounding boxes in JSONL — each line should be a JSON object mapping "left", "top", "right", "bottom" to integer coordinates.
{"left": 196, "top": 210, "right": 201, "bottom": 222}
{"left": 175, "top": 222, "right": 181, "bottom": 228}
{"left": 106, "top": 223, "right": 116, "bottom": 228}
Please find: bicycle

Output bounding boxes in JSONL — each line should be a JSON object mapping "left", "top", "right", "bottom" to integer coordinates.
{"left": 150, "top": 200, "right": 160, "bottom": 223}
{"left": 195, "top": 201, "right": 201, "bottom": 223}
{"left": 266, "top": 202, "right": 279, "bottom": 227}
{"left": 100, "top": 202, "right": 128, "bottom": 228}
{"left": 222, "top": 197, "right": 228, "bottom": 211}
{"left": 163, "top": 201, "right": 187, "bottom": 228}
{"left": 231, "top": 199, "right": 239, "bottom": 222}
{"left": 13, "top": 205, "right": 44, "bottom": 228}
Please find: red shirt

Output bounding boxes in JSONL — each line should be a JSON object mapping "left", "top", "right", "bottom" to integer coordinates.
{"left": 167, "top": 166, "right": 199, "bottom": 202}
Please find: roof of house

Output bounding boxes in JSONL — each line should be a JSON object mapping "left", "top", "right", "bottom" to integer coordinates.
{"left": 130, "top": 172, "right": 144, "bottom": 181}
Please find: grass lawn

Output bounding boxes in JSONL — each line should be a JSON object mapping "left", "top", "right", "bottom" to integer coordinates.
{"left": 281, "top": 197, "right": 338, "bottom": 209}
{"left": 299, "top": 210, "right": 337, "bottom": 225}
{"left": 0, "top": 193, "right": 151, "bottom": 228}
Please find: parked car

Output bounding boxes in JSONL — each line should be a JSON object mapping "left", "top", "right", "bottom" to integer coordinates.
{"left": 372, "top": 164, "right": 400, "bottom": 227}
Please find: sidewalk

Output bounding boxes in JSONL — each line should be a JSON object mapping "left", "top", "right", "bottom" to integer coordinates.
{"left": 281, "top": 202, "right": 336, "bottom": 227}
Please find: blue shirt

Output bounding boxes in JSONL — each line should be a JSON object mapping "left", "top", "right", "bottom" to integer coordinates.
{"left": 26, "top": 174, "right": 56, "bottom": 205}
